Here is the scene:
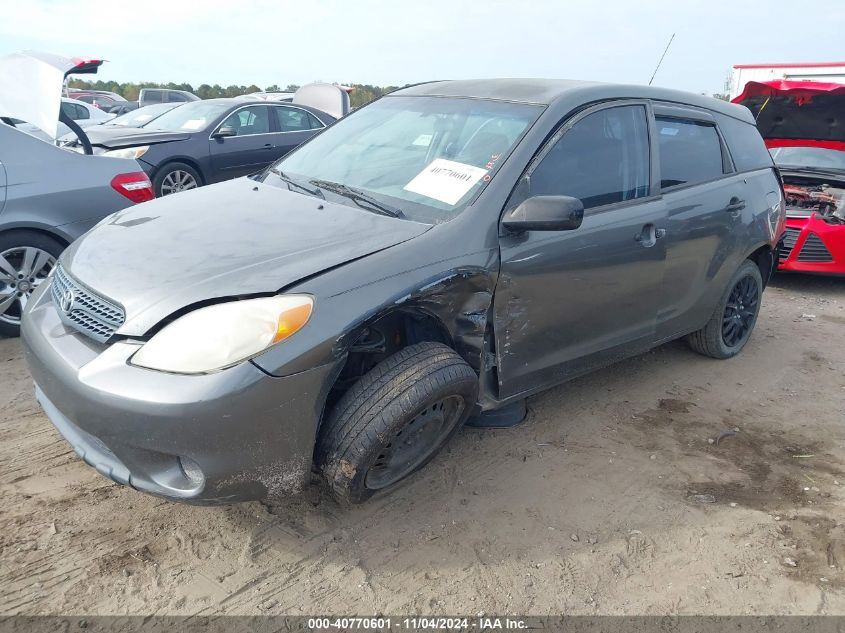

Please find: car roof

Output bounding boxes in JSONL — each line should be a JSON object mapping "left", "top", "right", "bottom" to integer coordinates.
{"left": 393, "top": 78, "right": 755, "bottom": 123}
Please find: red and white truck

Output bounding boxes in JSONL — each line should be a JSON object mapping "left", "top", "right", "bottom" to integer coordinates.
{"left": 730, "top": 62, "right": 845, "bottom": 100}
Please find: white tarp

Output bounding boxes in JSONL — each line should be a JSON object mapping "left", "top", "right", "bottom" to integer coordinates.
{"left": 0, "top": 51, "right": 77, "bottom": 140}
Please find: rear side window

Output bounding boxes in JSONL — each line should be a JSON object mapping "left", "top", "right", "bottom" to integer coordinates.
{"left": 529, "top": 105, "right": 651, "bottom": 209}
{"left": 144, "top": 90, "right": 163, "bottom": 103}
{"left": 273, "top": 107, "right": 324, "bottom": 132}
{"left": 716, "top": 114, "right": 774, "bottom": 172}
{"left": 656, "top": 117, "right": 724, "bottom": 189}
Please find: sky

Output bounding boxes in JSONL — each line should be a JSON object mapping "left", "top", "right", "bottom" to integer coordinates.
{"left": 3, "top": 0, "right": 844, "bottom": 95}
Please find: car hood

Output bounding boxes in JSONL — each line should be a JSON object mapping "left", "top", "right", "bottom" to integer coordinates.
{"left": 62, "top": 178, "right": 431, "bottom": 336}
{"left": 80, "top": 126, "right": 191, "bottom": 149}
{"left": 0, "top": 50, "right": 104, "bottom": 140}
{"left": 733, "top": 80, "right": 845, "bottom": 143}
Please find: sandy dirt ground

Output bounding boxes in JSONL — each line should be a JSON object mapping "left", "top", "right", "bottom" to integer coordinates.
{"left": 1, "top": 274, "right": 844, "bottom": 616}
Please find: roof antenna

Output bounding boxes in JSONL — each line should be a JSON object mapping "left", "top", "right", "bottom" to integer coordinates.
{"left": 648, "top": 33, "right": 675, "bottom": 86}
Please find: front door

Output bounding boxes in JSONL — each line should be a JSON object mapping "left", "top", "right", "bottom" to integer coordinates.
{"left": 494, "top": 102, "right": 668, "bottom": 399}
{"left": 209, "top": 105, "right": 276, "bottom": 181}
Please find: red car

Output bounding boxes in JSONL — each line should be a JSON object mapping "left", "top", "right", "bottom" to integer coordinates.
{"left": 734, "top": 80, "right": 845, "bottom": 275}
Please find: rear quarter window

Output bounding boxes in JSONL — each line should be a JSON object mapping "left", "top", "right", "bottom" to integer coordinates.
{"left": 716, "top": 113, "right": 774, "bottom": 172}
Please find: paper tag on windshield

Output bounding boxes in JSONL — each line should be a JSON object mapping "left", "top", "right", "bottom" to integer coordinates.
{"left": 181, "top": 119, "right": 205, "bottom": 130}
{"left": 412, "top": 133, "right": 432, "bottom": 147}
{"left": 403, "top": 159, "right": 488, "bottom": 205}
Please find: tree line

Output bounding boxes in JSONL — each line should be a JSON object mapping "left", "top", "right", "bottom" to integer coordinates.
{"left": 67, "top": 79, "right": 402, "bottom": 108}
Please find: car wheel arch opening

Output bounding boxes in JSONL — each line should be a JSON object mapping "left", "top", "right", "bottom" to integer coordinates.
{"left": 320, "top": 308, "right": 461, "bottom": 426}
{"left": 747, "top": 243, "right": 775, "bottom": 288}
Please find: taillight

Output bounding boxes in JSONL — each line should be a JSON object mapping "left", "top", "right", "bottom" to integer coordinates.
{"left": 111, "top": 172, "right": 154, "bottom": 203}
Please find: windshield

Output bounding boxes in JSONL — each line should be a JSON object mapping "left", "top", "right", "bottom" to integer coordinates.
{"left": 142, "top": 101, "right": 230, "bottom": 132}
{"left": 770, "top": 146, "right": 845, "bottom": 171}
{"left": 265, "top": 95, "right": 542, "bottom": 223}
{"left": 106, "top": 104, "right": 177, "bottom": 127}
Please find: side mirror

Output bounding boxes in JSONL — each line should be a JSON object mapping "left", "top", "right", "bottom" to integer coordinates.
{"left": 501, "top": 195, "right": 585, "bottom": 232}
{"left": 212, "top": 126, "right": 237, "bottom": 139}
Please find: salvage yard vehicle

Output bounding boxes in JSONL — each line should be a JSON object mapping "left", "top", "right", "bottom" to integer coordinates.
{"left": 0, "top": 51, "right": 154, "bottom": 338}
{"left": 63, "top": 97, "right": 338, "bottom": 197}
{"left": 21, "top": 79, "right": 784, "bottom": 505}
{"left": 734, "top": 80, "right": 845, "bottom": 275}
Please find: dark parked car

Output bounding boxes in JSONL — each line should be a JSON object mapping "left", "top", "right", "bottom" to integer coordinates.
{"left": 138, "top": 88, "right": 199, "bottom": 107}
{"left": 65, "top": 98, "right": 336, "bottom": 196}
{"left": 21, "top": 79, "right": 784, "bottom": 505}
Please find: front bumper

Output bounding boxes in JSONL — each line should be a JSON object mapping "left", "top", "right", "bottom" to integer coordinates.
{"left": 21, "top": 284, "right": 339, "bottom": 504}
{"left": 778, "top": 215, "right": 845, "bottom": 275}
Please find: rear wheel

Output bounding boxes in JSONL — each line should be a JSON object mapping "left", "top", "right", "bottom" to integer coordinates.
{"left": 153, "top": 162, "right": 201, "bottom": 197}
{"left": 0, "top": 231, "right": 63, "bottom": 337}
{"left": 316, "top": 342, "right": 477, "bottom": 504}
{"left": 687, "top": 260, "right": 763, "bottom": 359}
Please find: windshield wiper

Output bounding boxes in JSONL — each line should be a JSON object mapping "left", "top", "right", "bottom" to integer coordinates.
{"left": 309, "top": 179, "right": 404, "bottom": 218}
{"left": 268, "top": 169, "right": 325, "bottom": 199}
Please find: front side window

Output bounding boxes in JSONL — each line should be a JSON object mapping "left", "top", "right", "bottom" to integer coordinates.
{"left": 528, "top": 105, "right": 650, "bottom": 209}
{"left": 168, "top": 92, "right": 189, "bottom": 102}
{"left": 221, "top": 106, "right": 270, "bottom": 135}
{"left": 267, "top": 96, "right": 542, "bottom": 223}
{"left": 656, "top": 117, "right": 724, "bottom": 188}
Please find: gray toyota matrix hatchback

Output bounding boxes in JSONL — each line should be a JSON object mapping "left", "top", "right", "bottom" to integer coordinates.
{"left": 21, "top": 79, "right": 785, "bottom": 504}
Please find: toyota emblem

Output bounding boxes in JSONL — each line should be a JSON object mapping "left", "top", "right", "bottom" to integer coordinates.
{"left": 59, "top": 288, "right": 76, "bottom": 315}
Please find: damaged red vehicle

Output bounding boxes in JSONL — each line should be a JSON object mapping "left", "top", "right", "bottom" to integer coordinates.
{"left": 734, "top": 80, "right": 845, "bottom": 274}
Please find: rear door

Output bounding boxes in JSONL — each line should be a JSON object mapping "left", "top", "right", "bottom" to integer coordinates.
{"left": 267, "top": 104, "right": 325, "bottom": 160}
{"left": 494, "top": 101, "right": 668, "bottom": 399}
{"left": 208, "top": 105, "right": 276, "bottom": 181}
{"left": 652, "top": 104, "right": 751, "bottom": 340}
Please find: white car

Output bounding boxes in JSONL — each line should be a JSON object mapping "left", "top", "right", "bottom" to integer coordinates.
{"left": 16, "top": 97, "right": 113, "bottom": 142}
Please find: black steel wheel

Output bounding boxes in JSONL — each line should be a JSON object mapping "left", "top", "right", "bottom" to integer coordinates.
{"left": 687, "top": 259, "right": 763, "bottom": 359}
{"left": 365, "top": 395, "right": 465, "bottom": 490}
{"left": 317, "top": 342, "right": 477, "bottom": 504}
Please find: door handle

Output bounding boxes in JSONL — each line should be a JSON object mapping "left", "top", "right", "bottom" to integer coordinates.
{"left": 263, "top": 143, "right": 273, "bottom": 148}
{"left": 725, "top": 197, "right": 746, "bottom": 213}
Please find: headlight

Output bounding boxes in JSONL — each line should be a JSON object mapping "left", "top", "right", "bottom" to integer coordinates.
{"left": 103, "top": 145, "right": 149, "bottom": 159}
{"left": 131, "top": 295, "right": 313, "bottom": 374}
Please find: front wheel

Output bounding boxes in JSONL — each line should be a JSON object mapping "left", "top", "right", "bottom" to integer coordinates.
{"left": 687, "top": 259, "right": 763, "bottom": 359}
{"left": 316, "top": 342, "right": 478, "bottom": 504}
{"left": 0, "top": 231, "right": 63, "bottom": 337}
{"left": 153, "top": 162, "right": 201, "bottom": 197}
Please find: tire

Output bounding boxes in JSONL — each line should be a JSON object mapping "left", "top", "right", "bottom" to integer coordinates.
{"left": 152, "top": 162, "right": 201, "bottom": 197}
{"left": 0, "top": 231, "right": 64, "bottom": 338}
{"left": 687, "top": 259, "right": 763, "bottom": 359}
{"left": 316, "top": 342, "right": 478, "bottom": 504}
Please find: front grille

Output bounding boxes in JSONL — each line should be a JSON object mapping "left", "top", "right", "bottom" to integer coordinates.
{"left": 50, "top": 265, "right": 125, "bottom": 343}
{"left": 796, "top": 233, "right": 834, "bottom": 263}
{"left": 779, "top": 227, "right": 801, "bottom": 261}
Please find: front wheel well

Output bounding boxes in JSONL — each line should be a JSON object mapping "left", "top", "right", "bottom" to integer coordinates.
{"left": 324, "top": 309, "right": 455, "bottom": 413}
